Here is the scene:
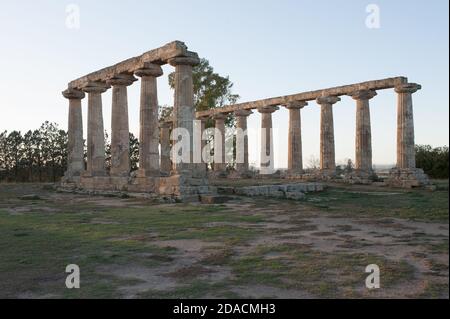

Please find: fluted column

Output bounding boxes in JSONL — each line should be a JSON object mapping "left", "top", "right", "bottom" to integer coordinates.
{"left": 107, "top": 74, "right": 137, "bottom": 177}
{"left": 213, "top": 113, "right": 227, "bottom": 172}
{"left": 316, "top": 96, "right": 340, "bottom": 173}
{"left": 62, "top": 88, "right": 85, "bottom": 180}
{"left": 284, "top": 101, "right": 307, "bottom": 174}
{"left": 235, "top": 109, "right": 253, "bottom": 174}
{"left": 197, "top": 116, "right": 210, "bottom": 166}
{"left": 168, "top": 56, "right": 200, "bottom": 176}
{"left": 395, "top": 83, "right": 421, "bottom": 169}
{"left": 349, "top": 90, "right": 377, "bottom": 173}
{"left": 135, "top": 64, "right": 163, "bottom": 177}
{"left": 258, "top": 105, "right": 279, "bottom": 174}
{"left": 160, "top": 121, "right": 172, "bottom": 175}
{"left": 82, "top": 82, "right": 109, "bottom": 176}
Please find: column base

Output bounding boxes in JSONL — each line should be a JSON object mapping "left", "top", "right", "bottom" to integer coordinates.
{"left": 136, "top": 168, "right": 160, "bottom": 178}
{"left": 315, "top": 169, "right": 337, "bottom": 180}
{"left": 227, "top": 170, "right": 254, "bottom": 179}
{"left": 159, "top": 174, "right": 213, "bottom": 202}
{"left": 61, "top": 170, "right": 83, "bottom": 184}
{"left": 386, "top": 168, "right": 430, "bottom": 188}
{"left": 286, "top": 169, "right": 304, "bottom": 179}
{"left": 343, "top": 170, "right": 377, "bottom": 185}
{"left": 209, "top": 170, "right": 229, "bottom": 179}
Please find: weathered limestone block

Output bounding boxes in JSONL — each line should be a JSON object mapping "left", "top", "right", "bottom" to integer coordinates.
{"left": 386, "top": 168, "right": 430, "bottom": 188}
{"left": 234, "top": 183, "right": 323, "bottom": 200}
{"left": 69, "top": 41, "right": 196, "bottom": 89}
{"left": 196, "top": 77, "right": 407, "bottom": 119}
{"left": 285, "top": 192, "right": 306, "bottom": 201}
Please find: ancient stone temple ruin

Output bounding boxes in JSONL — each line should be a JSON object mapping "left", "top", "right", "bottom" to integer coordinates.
{"left": 61, "top": 41, "right": 430, "bottom": 200}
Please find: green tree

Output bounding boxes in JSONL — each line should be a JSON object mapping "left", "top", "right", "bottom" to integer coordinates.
{"left": 5, "top": 131, "right": 23, "bottom": 181}
{"left": 416, "top": 144, "right": 449, "bottom": 178}
{"left": 129, "top": 133, "right": 139, "bottom": 172}
{"left": 167, "top": 58, "right": 239, "bottom": 128}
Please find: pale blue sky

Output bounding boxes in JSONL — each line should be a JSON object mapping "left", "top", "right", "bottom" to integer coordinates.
{"left": 0, "top": 0, "right": 448, "bottom": 167}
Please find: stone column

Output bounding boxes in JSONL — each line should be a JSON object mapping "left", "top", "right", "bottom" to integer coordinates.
{"left": 349, "top": 90, "right": 377, "bottom": 174}
{"left": 258, "top": 105, "right": 279, "bottom": 174}
{"left": 168, "top": 56, "right": 200, "bottom": 176}
{"left": 316, "top": 96, "right": 340, "bottom": 174}
{"left": 395, "top": 83, "right": 421, "bottom": 169}
{"left": 197, "top": 116, "right": 210, "bottom": 167}
{"left": 234, "top": 109, "right": 253, "bottom": 175}
{"left": 62, "top": 88, "right": 85, "bottom": 180}
{"left": 387, "top": 83, "right": 429, "bottom": 187}
{"left": 284, "top": 101, "right": 307, "bottom": 174}
{"left": 107, "top": 74, "right": 137, "bottom": 177}
{"left": 160, "top": 121, "right": 172, "bottom": 175}
{"left": 135, "top": 64, "right": 163, "bottom": 177}
{"left": 82, "top": 82, "right": 109, "bottom": 176}
{"left": 213, "top": 113, "right": 227, "bottom": 172}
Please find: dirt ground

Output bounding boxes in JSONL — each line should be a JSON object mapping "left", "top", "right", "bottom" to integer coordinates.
{"left": 0, "top": 181, "right": 448, "bottom": 299}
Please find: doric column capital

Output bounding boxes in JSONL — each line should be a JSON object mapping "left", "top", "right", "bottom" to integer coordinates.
{"left": 395, "top": 83, "right": 422, "bottom": 94}
{"left": 106, "top": 73, "right": 137, "bottom": 87}
{"left": 234, "top": 109, "right": 253, "bottom": 117}
{"left": 212, "top": 113, "right": 227, "bottom": 121}
{"left": 348, "top": 89, "right": 377, "bottom": 101}
{"left": 62, "top": 88, "right": 85, "bottom": 100}
{"left": 258, "top": 105, "right": 279, "bottom": 114}
{"left": 316, "top": 96, "right": 341, "bottom": 106}
{"left": 82, "top": 81, "right": 110, "bottom": 94}
{"left": 134, "top": 63, "right": 163, "bottom": 78}
{"left": 283, "top": 101, "right": 308, "bottom": 110}
{"left": 168, "top": 56, "right": 200, "bottom": 67}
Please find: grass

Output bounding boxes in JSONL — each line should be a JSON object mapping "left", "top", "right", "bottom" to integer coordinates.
{"left": 226, "top": 243, "right": 416, "bottom": 298}
{"left": 0, "top": 202, "right": 263, "bottom": 298}
{"left": 304, "top": 186, "right": 449, "bottom": 222}
{"left": 0, "top": 182, "right": 448, "bottom": 298}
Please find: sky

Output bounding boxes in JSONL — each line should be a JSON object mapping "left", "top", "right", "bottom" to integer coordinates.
{"left": 0, "top": 0, "right": 448, "bottom": 168}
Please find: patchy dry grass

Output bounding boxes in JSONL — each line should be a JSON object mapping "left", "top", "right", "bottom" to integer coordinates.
{"left": 0, "top": 182, "right": 448, "bottom": 299}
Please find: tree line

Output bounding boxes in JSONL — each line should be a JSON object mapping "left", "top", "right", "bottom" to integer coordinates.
{"left": 0, "top": 122, "right": 140, "bottom": 182}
